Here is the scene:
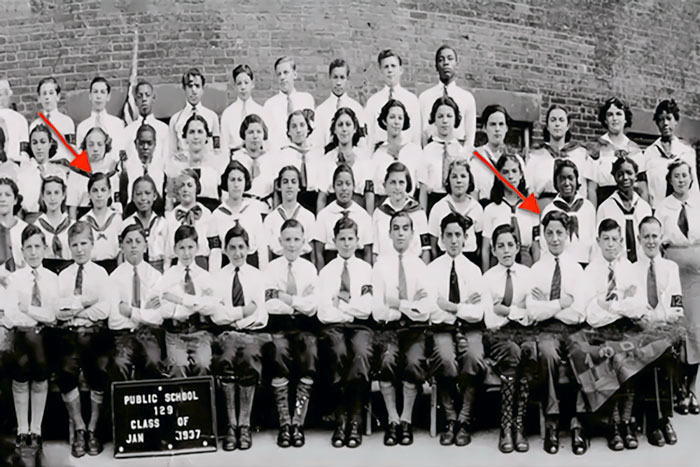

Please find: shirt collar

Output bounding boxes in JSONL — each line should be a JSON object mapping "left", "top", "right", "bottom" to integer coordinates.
{"left": 600, "top": 132, "right": 631, "bottom": 149}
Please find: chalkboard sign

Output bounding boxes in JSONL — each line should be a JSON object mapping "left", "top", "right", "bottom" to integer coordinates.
{"left": 111, "top": 376, "right": 218, "bottom": 458}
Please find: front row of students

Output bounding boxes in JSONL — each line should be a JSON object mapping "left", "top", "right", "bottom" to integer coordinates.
{"left": 0, "top": 206, "right": 686, "bottom": 457}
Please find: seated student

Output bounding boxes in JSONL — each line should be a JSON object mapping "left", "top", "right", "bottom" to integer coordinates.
{"left": 314, "top": 164, "right": 373, "bottom": 270}
{"left": 264, "top": 166, "right": 315, "bottom": 261}
{"left": 0, "top": 177, "right": 29, "bottom": 275}
{"left": 156, "top": 224, "right": 218, "bottom": 378}
{"left": 427, "top": 213, "right": 491, "bottom": 447}
{"left": 427, "top": 159, "right": 483, "bottom": 265}
{"left": 81, "top": 173, "right": 123, "bottom": 274}
{"left": 55, "top": 221, "right": 111, "bottom": 458}
{"left": 108, "top": 224, "right": 164, "bottom": 381}
{"left": 221, "top": 64, "right": 269, "bottom": 153}
{"left": 278, "top": 110, "right": 321, "bottom": 211}
{"left": 264, "top": 219, "right": 319, "bottom": 448}
{"left": 66, "top": 127, "right": 120, "bottom": 220}
{"left": 632, "top": 216, "right": 683, "bottom": 447}
{"left": 5, "top": 225, "right": 58, "bottom": 451}
{"left": 122, "top": 80, "right": 170, "bottom": 169}
{"left": 35, "top": 176, "right": 72, "bottom": 273}
{"left": 164, "top": 169, "right": 215, "bottom": 270}
{"left": 371, "top": 211, "right": 435, "bottom": 446}
{"left": 30, "top": 76, "right": 75, "bottom": 163}
{"left": 210, "top": 161, "right": 267, "bottom": 271}
{"left": 317, "top": 217, "right": 374, "bottom": 448}
{"left": 121, "top": 123, "right": 166, "bottom": 207}
{"left": 540, "top": 159, "right": 596, "bottom": 267}
{"left": 122, "top": 175, "right": 168, "bottom": 272}
{"left": 482, "top": 154, "right": 540, "bottom": 270}
{"left": 75, "top": 77, "right": 125, "bottom": 161}
{"left": 596, "top": 157, "right": 651, "bottom": 263}
{"left": 210, "top": 224, "right": 269, "bottom": 451}
{"left": 526, "top": 211, "right": 587, "bottom": 455}
{"left": 372, "top": 162, "right": 430, "bottom": 262}
{"left": 168, "top": 68, "right": 221, "bottom": 155}
{"left": 584, "top": 219, "right": 644, "bottom": 451}
{"left": 483, "top": 224, "right": 536, "bottom": 454}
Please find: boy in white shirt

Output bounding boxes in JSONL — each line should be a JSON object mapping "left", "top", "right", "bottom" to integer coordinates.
{"left": 76, "top": 77, "right": 125, "bottom": 161}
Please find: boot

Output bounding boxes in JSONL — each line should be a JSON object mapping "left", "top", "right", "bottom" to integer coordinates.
{"left": 456, "top": 385, "right": 475, "bottom": 447}
{"left": 291, "top": 380, "right": 312, "bottom": 428}
{"left": 221, "top": 381, "right": 237, "bottom": 451}
{"left": 498, "top": 376, "right": 515, "bottom": 453}
{"left": 514, "top": 377, "right": 529, "bottom": 452}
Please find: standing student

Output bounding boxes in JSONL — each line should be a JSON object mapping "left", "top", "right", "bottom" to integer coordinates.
{"left": 221, "top": 64, "right": 269, "bottom": 154}
{"left": 210, "top": 224, "right": 269, "bottom": 451}
{"left": 55, "top": 221, "right": 112, "bottom": 458}
{"left": 81, "top": 172, "right": 123, "bottom": 274}
{"left": 317, "top": 217, "right": 374, "bottom": 448}
{"left": 30, "top": 77, "right": 75, "bottom": 163}
{"left": 263, "top": 57, "right": 315, "bottom": 150}
{"left": 108, "top": 224, "right": 164, "bottom": 381}
{"left": 372, "top": 212, "right": 434, "bottom": 446}
{"left": 121, "top": 123, "right": 166, "bottom": 207}
{"left": 122, "top": 80, "right": 169, "bottom": 170}
{"left": 427, "top": 213, "right": 491, "bottom": 447}
{"left": 264, "top": 219, "right": 319, "bottom": 448}
{"left": 0, "top": 177, "right": 28, "bottom": 275}
{"left": 278, "top": 110, "right": 321, "bottom": 212}
{"left": 364, "top": 50, "right": 421, "bottom": 147}
{"left": 122, "top": 175, "right": 168, "bottom": 272}
{"left": 419, "top": 44, "right": 476, "bottom": 147}
{"left": 168, "top": 68, "right": 221, "bottom": 155}
{"left": 526, "top": 211, "right": 588, "bottom": 455}
{"left": 76, "top": 77, "right": 125, "bottom": 160}
{"left": 0, "top": 79, "right": 29, "bottom": 164}
{"left": 5, "top": 225, "right": 58, "bottom": 451}
{"left": 35, "top": 176, "right": 72, "bottom": 273}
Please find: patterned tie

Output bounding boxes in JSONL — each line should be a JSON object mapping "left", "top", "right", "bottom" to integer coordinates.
{"left": 388, "top": 86, "right": 394, "bottom": 101}
{"left": 231, "top": 267, "right": 244, "bottom": 306}
{"left": 74, "top": 264, "right": 84, "bottom": 295}
{"left": 398, "top": 254, "right": 408, "bottom": 300}
{"left": 184, "top": 266, "right": 196, "bottom": 295}
{"left": 286, "top": 93, "right": 294, "bottom": 116}
{"left": 441, "top": 141, "right": 451, "bottom": 186}
{"left": 606, "top": 264, "right": 617, "bottom": 301}
{"left": 340, "top": 260, "right": 351, "bottom": 297}
{"left": 286, "top": 262, "right": 297, "bottom": 295}
{"left": 191, "top": 104, "right": 198, "bottom": 117}
{"left": 132, "top": 265, "right": 141, "bottom": 308}
{"left": 31, "top": 269, "right": 41, "bottom": 307}
{"left": 448, "top": 259, "right": 460, "bottom": 304}
{"left": 679, "top": 202, "right": 690, "bottom": 238}
{"left": 502, "top": 268, "right": 513, "bottom": 307}
{"left": 550, "top": 257, "right": 561, "bottom": 300}
{"left": 647, "top": 259, "right": 659, "bottom": 308}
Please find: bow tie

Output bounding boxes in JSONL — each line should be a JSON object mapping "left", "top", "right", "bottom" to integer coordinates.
{"left": 175, "top": 205, "right": 203, "bottom": 225}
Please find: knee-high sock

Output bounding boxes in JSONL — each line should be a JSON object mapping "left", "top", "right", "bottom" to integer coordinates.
{"left": 88, "top": 390, "right": 104, "bottom": 432}
{"left": 30, "top": 380, "right": 49, "bottom": 435}
{"left": 610, "top": 401, "right": 621, "bottom": 425}
{"left": 399, "top": 381, "right": 418, "bottom": 424}
{"left": 438, "top": 381, "right": 457, "bottom": 422}
{"left": 291, "top": 377, "right": 313, "bottom": 426}
{"left": 221, "top": 381, "right": 237, "bottom": 427}
{"left": 621, "top": 389, "right": 635, "bottom": 423}
{"left": 457, "top": 385, "right": 476, "bottom": 425}
{"left": 238, "top": 384, "right": 255, "bottom": 427}
{"left": 515, "top": 377, "right": 529, "bottom": 431}
{"left": 272, "top": 377, "right": 291, "bottom": 426}
{"left": 379, "top": 381, "right": 400, "bottom": 424}
{"left": 500, "top": 376, "right": 515, "bottom": 431}
{"left": 62, "top": 388, "right": 86, "bottom": 432}
{"left": 12, "top": 380, "right": 30, "bottom": 435}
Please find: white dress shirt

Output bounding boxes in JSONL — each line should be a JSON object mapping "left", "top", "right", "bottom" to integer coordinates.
{"left": 264, "top": 256, "right": 318, "bottom": 316}
{"left": 483, "top": 263, "right": 533, "bottom": 328}
{"left": 76, "top": 110, "right": 126, "bottom": 159}
{"left": 595, "top": 191, "right": 652, "bottom": 261}
{"left": 220, "top": 98, "right": 268, "bottom": 152}
{"left": 164, "top": 202, "right": 214, "bottom": 261}
{"left": 263, "top": 203, "right": 315, "bottom": 256}
{"left": 263, "top": 91, "right": 315, "bottom": 150}
{"left": 81, "top": 209, "right": 123, "bottom": 261}
{"left": 524, "top": 143, "right": 591, "bottom": 199}
{"left": 5, "top": 266, "right": 58, "bottom": 327}
{"left": 540, "top": 194, "right": 596, "bottom": 264}
{"left": 123, "top": 213, "right": 168, "bottom": 265}
{"left": 30, "top": 110, "right": 75, "bottom": 162}
{"left": 123, "top": 114, "right": 169, "bottom": 165}
{"left": 168, "top": 102, "right": 221, "bottom": 155}
{"left": 632, "top": 254, "right": 683, "bottom": 322}
{"left": 364, "top": 84, "right": 421, "bottom": 147}
{"left": 154, "top": 262, "right": 218, "bottom": 321}
{"left": 428, "top": 194, "right": 483, "bottom": 253}
{"left": 419, "top": 81, "right": 477, "bottom": 147}
{"left": 482, "top": 200, "right": 540, "bottom": 248}
{"left": 641, "top": 137, "right": 699, "bottom": 208}
{"left": 109, "top": 260, "right": 163, "bottom": 330}
{"left": 418, "top": 138, "right": 470, "bottom": 194}
{"left": 371, "top": 141, "right": 422, "bottom": 196}
{"left": 210, "top": 263, "right": 268, "bottom": 330}
{"left": 655, "top": 194, "right": 700, "bottom": 246}
{"left": 0, "top": 108, "right": 29, "bottom": 163}
{"left": 57, "top": 261, "right": 111, "bottom": 326}
{"left": 314, "top": 201, "right": 372, "bottom": 251}
{"left": 312, "top": 93, "right": 367, "bottom": 149}
{"left": 584, "top": 256, "right": 645, "bottom": 328}
{"left": 372, "top": 199, "right": 429, "bottom": 257}
{"left": 317, "top": 256, "right": 373, "bottom": 324}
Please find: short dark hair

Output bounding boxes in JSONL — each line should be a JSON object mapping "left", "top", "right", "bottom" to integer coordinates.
{"left": 27, "top": 124, "right": 58, "bottom": 160}
{"left": 328, "top": 58, "right": 349, "bottom": 76}
{"left": 598, "top": 97, "right": 633, "bottom": 129}
{"left": 481, "top": 104, "right": 512, "bottom": 128}
{"left": 543, "top": 104, "right": 571, "bottom": 142}
{"left": 491, "top": 224, "right": 519, "bottom": 247}
{"left": 0, "top": 177, "right": 23, "bottom": 215}
{"left": 181, "top": 68, "right": 205, "bottom": 88}
{"left": 429, "top": 96, "right": 461, "bottom": 128}
{"left": 377, "top": 99, "right": 410, "bottom": 131}
{"left": 440, "top": 212, "right": 470, "bottom": 235}
{"left": 120, "top": 223, "right": 147, "bottom": 243}
{"left": 598, "top": 218, "right": 621, "bottom": 237}
{"left": 389, "top": 210, "right": 413, "bottom": 231}
{"left": 638, "top": 215, "right": 662, "bottom": 232}
{"left": 240, "top": 113, "right": 268, "bottom": 141}
{"left": 221, "top": 160, "right": 252, "bottom": 192}
{"left": 332, "top": 163, "right": 355, "bottom": 188}
{"left": 333, "top": 216, "right": 358, "bottom": 238}
{"left": 384, "top": 161, "right": 413, "bottom": 193}
{"left": 224, "top": 223, "right": 250, "bottom": 248}
{"left": 653, "top": 99, "right": 680, "bottom": 123}
{"left": 434, "top": 44, "right": 457, "bottom": 68}
{"left": 490, "top": 153, "right": 527, "bottom": 203}
{"left": 182, "top": 114, "right": 211, "bottom": 139}
{"left": 21, "top": 224, "right": 46, "bottom": 246}
{"left": 281, "top": 218, "right": 304, "bottom": 235}
{"left": 87, "top": 171, "right": 112, "bottom": 193}
{"left": 611, "top": 156, "right": 638, "bottom": 177}
{"left": 286, "top": 110, "right": 313, "bottom": 136}
{"left": 136, "top": 123, "right": 156, "bottom": 141}
{"left": 174, "top": 224, "right": 198, "bottom": 245}
{"left": 377, "top": 49, "right": 402, "bottom": 66}
{"left": 90, "top": 76, "right": 111, "bottom": 93}
{"left": 40, "top": 175, "right": 66, "bottom": 213}
{"left": 542, "top": 211, "right": 570, "bottom": 231}
{"left": 232, "top": 64, "right": 254, "bottom": 82}
{"left": 327, "top": 107, "right": 361, "bottom": 150}
{"left": 133, "top": 79, "right": 154, "bottom": 97}
{"left": 81, "top": 126, "right": 112, "bottom": 154}
{"left": 553, "top": 159, "right": 580, "bottom": 193}
{"left": 68, "top": 220, "right": 93, "bottom": 243}
{"left": 37, "top": 76, "right": 60, "bottom": 95}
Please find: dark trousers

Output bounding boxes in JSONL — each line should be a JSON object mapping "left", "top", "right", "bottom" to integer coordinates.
{"left": 375, "top": 327, "right": 427, "bottom": 384}
{"left": 110, "top": 328, "right": 164, "bottom": 381}
{"left": 9, "top": 328, "right": 49, "bottom": 382}
{"left": 50, "top": 327, "right": 111, "bottom": 394}
{"left": 638, "top": 350, "right": 676, "bottom": 425}
{"left": 271, "top": 330, "right": 318, "bottom": 380}
{"left": 212, "top": 330, "right": 271, "bottom": 385}
{"left": 319, "top": 325, "right": 373, "bottom": 384}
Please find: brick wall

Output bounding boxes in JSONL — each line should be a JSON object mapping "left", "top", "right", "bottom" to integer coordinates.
{"left": 1, "top": 0, "right": 699, "bottom": 143}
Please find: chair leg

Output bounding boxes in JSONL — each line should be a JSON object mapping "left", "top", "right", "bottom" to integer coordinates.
{"left": 430, "top": 380, "right": 437, "bottom": 438}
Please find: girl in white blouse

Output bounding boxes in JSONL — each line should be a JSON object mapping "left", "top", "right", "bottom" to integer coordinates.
{"left": 35, "top": 175, "right": 72, "bottom": 273}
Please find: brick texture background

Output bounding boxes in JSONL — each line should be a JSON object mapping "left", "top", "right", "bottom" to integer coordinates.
{"left": 1, "top": 0, "right": 699, "bottom": 143}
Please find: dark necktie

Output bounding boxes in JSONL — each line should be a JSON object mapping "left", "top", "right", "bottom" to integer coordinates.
{"left": 184, "top": 266, "right": 196, "bottom": 295}
{"left": 507, "top": 201, "right": 522, "bottom": 245}
{"left": 679, "top": 202, "right": 690, "bottom": 238}
{"left": 502, "top": 268, "right": 513, "bottom": 307}
{"left": 611, "top": 196, "right": 637, "bottom": 262}
{"left": 388, "top": 86, "right": 394, "bottom": 101}
{"left": 606, "top": 264, "right": 617, "bottom": 300}
{"left": 191, "top": 104, "right": 198, "bottom": 116}
{"left": 340, "top": 260, "right": 351, "bottom": 297}
{"left": 398, "top": 254, "right": 408, "bottom": 300}
{"left": 442, "top": 84, "right": 449, "bottom": 98}
{"left": 647, "top": 259, "right": 659, "bottom": 308}
{"left": 231, "top": 267, "right": 244, "bottom": 306}
{"left": 74, "top": 264, "right": 84, "bottom": 295}
{"left": 448, "top": 259, "right": 460, "bottom": 304}
{"left": 550, "top": 257, "right": 561, "bottom": 300}
{"left": 37, "top": 217, "right": 71, "bottom": 259}
{"left": 31, "top": 269, "right": 41, "bottom": 307}
{"left": 440, "top": 141, "right": 450, "bottom": 186}
{"left": 286, "top": 262, "right": 297, "bottom": 295}
{"left": 132, "top": 266, "right": 141, "bottom": 308}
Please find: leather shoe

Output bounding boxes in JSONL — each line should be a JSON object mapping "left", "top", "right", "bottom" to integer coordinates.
{"left": 647, "top": 428, "right": 665, "bottom": 447}
{"left": 86, "top": 430, "right": 102, "bottom": 456}
{"left": 28, "top": 433, "right": 42, "bottom": 450}
{"left": 662, "top": 421, "right": 677, "bottom": 445}
{"left": 621, "top": 422, "right": 638, "bottom": 449}
{"left": 399, "top": 421, "right": 413, "bottom": 446}
{"left": 543, "top": 426, "right": 559, "bottom": 454}
{"left": 291, "top": 424, "right": 305, "bottom": 447}
{"left": 384, "top": 422, "right": 400, "bottom": 446}
{"left": 514, "top": 426, "right": 529, "bottom": 452}
{"left": 571, "top": 427, "right": 587, "bottom": 455}
{"left": 439, "top": 420, "right": 456, "bottom": 446}
{"left": 223, "top": 425, "right": 237, "bottom": 451}
{"left": 455, "top": 422, "right": 472, "bottom": 447}
{"left": 607, "top": 425, "right": 623, "bottom": 451}
{"left": 238, "top": 426, "right": 252, "bottom": 450}
{"left": 499, "top": 428, "right": 514, "bottom": 453}
{"left": 689, "top": 392, "right": 700, "bottom": 415}
{"left": 71, "top": 429, "right": 87, "bottom": 458}
{"left": 332, "top": 423, "right": 345, "bottom": 448}
{"left": 346, "top": 420, "right": 362, "bottom": 448}
{"left": 277, "top": 424, "right": 292, "bottom": 448}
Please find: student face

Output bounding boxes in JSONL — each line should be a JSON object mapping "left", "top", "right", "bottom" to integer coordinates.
{"left": 380, "top": 56, "right": 402, "bottom": 87}
{"left": 122, "top": 230, "right": 147, "bottom": 266}
{"left": 135, "top": 84, "right": 155, "bottom": 117}
{"left": 333, "top": 113, "right": 356, "bottom": 145}
{"left": 656, "top": 110, "right": 678, "bottom": 139}
{"left": 485, "top": 111, "right": 507, "bottom": 145}
{"left": 279, "top": 169, "right": 300, "bottom": 203}
{"left": 598, "top": 229, "right": 622, "bottom": 262}
{"left": 669, "top": 164, "right": 692, "bottom": 196}
{"left": 492, "top": 232, "right": 518, "bottom": 268}
{"left": 333, "top": 171, "right": 354, "bottom": 205}
{"left": 89, "top": 82, "right": 109, "bottom": 111}
{"left": 276, "top": 61, "right": 297, "bottom": 94}
{"left": 185, "top": 120, "right": 207, "bottom": 153}
{"left": 442, "top": 222, "right": 465, "bottom": 258}
{"left": 334, "top": 227, "right": 358, "bottom": 259}
{"left": 22, "top": 233, "right": 46, "bottom": 269}
{"left": 547, "top": 108, "right": 569, "bottom": 141}
{"left": 0, "top": 184, "right": 15, "bottom": 216}
{"left": 177, "top": 175, "right": 197, "bottom": 206}
{"left": 279, "top": 225, "right": 304, "bottom": 261}
{"left": 244, "top": 122, "right": 265, "bottom": 150}
{"left": 174, "top": 237, "right": 197, "bottom": 266}
{"left": 287, "top": 114, "right": 308, "bottom": 146}
{"left": 614, "top": 161, "right": 636, "bottom": 191}
{"left": 88, "top": 178, "right": 110, "bottom": 209}
{"left": 42, "top": 181, "right": 65, "bottom": 213}
{"left": 184, "top": 76, "right": 204, "bottom": 106}
{"left": 38, "top": 82, "right": 60, "bottom": 111}
{"left": 436, "top": 48, "right": 457, "bottom": 82}
{"left": 544, "top": 220, "right": 567, "bottom": 256}
{"left": 133, "top": 180, "right": 156, "bottom": 214}
{"left": 224, "top": 236, "right": 248, "bottom": 268}
{"left": 69, "top": 231, "right": 93, "bottom": 265}
{"left": 135, "top": 130, "right": 156, "bottom": 162}
{"left": 235, "top": 72, "right": 254, "bottom": 101}
{"left": 385, "top": 106, "right": 405, "bottom": 137}
{"left": 435, "top": 105, "right": 456, "bottom": 138}
{"left": 449, "top": 165, "right": 470, "bottom": 197}
{"left": 330, "top": 66, "right": 348, "bottom": 97}
{"left": 385, "top": 170, "right": 408, "bottom": 204}
{"left": 389, "top": 216, "right": 413, "bottom": 253}
{"left": 226, "top": 169, "right": 247, "bottom": 200}
{"left": 85, "top": 131, "right": 107, "bottom": 162}
{"left": 639, "top": 222, "right": 662, "bottom": 258}
{"left": 605, "top": 104, "right": 626, "bottom": 135}
{"left": 556, "top": 166, "right": 577, "bottom": 199}
{"left": 501, "top": 159, "right": 522, "bottom": 187}
{"left": 30, "top": 130, "right": 52, "bottom": 164}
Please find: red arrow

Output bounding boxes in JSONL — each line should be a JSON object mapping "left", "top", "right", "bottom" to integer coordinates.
{"left": 472, "top": 150, "right": 540, "bottom": 214}
{"left": 38, "top": 112, "right": 91, "bottom": 173}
